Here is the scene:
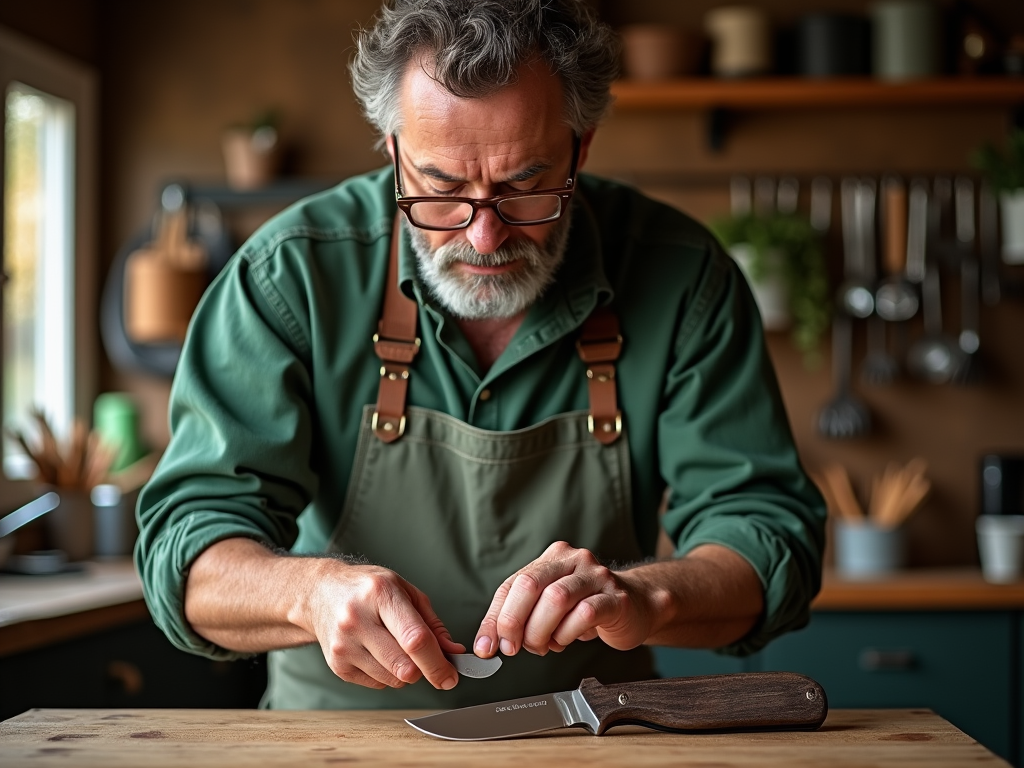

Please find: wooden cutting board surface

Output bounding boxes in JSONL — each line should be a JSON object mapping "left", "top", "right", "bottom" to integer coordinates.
{"left": 0, "top": 708, "right": 1008, "bottom": 767}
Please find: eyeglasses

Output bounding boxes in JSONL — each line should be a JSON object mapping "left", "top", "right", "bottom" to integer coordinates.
{"left": 392, "top": 133, "right": 580, "bottom": 231}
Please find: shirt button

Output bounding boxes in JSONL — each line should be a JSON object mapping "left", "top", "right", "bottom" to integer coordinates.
{"left": 479, "top": 389, "right": 492, "bottom": 401}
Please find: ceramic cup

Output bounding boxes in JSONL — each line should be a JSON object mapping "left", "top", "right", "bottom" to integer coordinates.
{"left": 835, "top": 521, "right": 906, "bottom": 578}
{"left": 871, "top": 0, "right": 941, "bottom": 81}
{"left": 704, "top": 6, "right": 773, "bottom": 78}
{"left": 976, "top": 515, "right": 1024, "bottom": 583}
{"left": 619, "top": 24, "right": 704, "bottom": 81}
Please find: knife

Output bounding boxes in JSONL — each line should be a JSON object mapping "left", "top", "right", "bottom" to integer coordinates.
{"left": 406, "top": 672, "right": 827, "bottom": 741}
{"left": 445, "top": 653, "right": 502, "bottom": 679}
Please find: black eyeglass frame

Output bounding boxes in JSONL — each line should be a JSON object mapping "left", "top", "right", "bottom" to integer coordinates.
{"left": 392, "top": 133, "right": 581, "bottom": 231}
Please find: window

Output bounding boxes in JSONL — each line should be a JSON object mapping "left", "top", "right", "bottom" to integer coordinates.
{"left": 0, "top": 28, "right": 97, "bottom": 494}
{"left": 4, "top": 84, "right": 76, "bottom": 477}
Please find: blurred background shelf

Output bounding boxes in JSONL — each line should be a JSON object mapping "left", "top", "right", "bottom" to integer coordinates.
{"left": 611, "top": 77, "right": 1024, "bottom": 110}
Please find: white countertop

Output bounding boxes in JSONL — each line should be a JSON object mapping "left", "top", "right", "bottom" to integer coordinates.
{"left": 0, "top": 559, "right": 143, "bottom": 627}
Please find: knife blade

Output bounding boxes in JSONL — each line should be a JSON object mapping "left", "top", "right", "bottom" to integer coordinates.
{"left": 445, "top": 652, "right": 502, "bottom": 679}
{"left": 406, "top": 672, "right": 827, "bottom": 741}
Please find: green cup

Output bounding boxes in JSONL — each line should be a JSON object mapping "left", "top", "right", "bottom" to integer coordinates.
{"left": 93, "top": 393, "right": 146, "bottom": 472}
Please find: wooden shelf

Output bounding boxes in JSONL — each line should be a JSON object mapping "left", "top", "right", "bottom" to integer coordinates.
{"left": 812, "top": 568, "right": 1024, "bottom": 611}
{"left": 611, "top": 77, "right": 1024, "bottom": 111}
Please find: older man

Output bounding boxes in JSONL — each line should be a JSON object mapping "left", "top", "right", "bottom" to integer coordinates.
{"left": 136, "top": 0, "right": 826, "bottom": 710}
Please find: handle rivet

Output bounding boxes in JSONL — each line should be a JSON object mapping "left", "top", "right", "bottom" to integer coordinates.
{"left": 618, "top": 693, "right": 629, "bottom": 705}
{"left": 806, "top": 690, "right": 817, "bottom": 701}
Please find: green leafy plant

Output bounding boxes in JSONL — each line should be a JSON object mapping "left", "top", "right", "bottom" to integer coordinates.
{"left": 972, "top": 128, "right": 1024, "bottom": 193}
{"left": 710, "top": 212, "right": 831, "bottom": 367}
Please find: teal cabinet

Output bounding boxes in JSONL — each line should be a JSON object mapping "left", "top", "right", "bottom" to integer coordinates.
{"left": 763, "top": 612, "right": 1015, "bottom": 765}
{"left": 653, "top": 611, "right": 1018, "bottom": 766}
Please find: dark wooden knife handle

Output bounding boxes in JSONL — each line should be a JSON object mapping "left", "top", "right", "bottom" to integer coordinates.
{"left": 580, "top": 672, "right": 827, "bottom": 736}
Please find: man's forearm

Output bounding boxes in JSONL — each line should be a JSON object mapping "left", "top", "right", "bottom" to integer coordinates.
{"left": 619, "top": 543, "right": 765, "bottom": 649}
{"left": 183, "top": 537, "right": 320, "bottom": 652}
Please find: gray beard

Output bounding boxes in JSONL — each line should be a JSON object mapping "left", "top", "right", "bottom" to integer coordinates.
{"left": 406, "top": 213, "right": 571, "bottom": 320}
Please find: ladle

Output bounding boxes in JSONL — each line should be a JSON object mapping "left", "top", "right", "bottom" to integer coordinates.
{"left": 952, "top": 177, "right": 983, "bottom": 384}
{"left": 907, "top": 260, "right": 963, "bottom": 384}
{"left": 838, "top": 178, "right": 875, "bottom": 319}
{"left": 875, "top": 177, "right": 919, "bottom": 323}
{"left": 857, "top": 178, "right": 899, "bottom": 385}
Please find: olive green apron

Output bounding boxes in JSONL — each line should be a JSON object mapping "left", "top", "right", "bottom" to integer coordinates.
{"left": 264, "top": 403, "right": 653, "bottom": 709}
{"left": 263, "top": 218, "right": 652, "bottom": 709}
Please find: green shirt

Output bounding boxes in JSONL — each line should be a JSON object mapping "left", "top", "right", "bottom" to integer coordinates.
{"left": 136, "top": 167, "right": 826, "bottom": 662}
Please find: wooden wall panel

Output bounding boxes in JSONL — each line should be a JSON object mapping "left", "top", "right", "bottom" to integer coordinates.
{"left": 93, "top": 0, "right": 1024, "bottom": 568}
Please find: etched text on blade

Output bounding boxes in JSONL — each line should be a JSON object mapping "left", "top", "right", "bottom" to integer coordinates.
{"left": 406, "top": 693, "right": 568, "bottom": 741}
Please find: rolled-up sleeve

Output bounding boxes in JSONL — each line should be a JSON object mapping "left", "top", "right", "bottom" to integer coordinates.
{"left": 659, "top": 246, "right": 827, "bottom": 656}
{"left": 134, "top": 247, "right": 318, "bottom": 660}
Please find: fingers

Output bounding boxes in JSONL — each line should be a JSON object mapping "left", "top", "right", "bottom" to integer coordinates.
{"left": 314, "top": 565, "right": 460, "bottom": 692}
{"left": 380, "top": 585, "right": 460, "bottom": 690}
{"left": 550, "top": 592, "right": 624, "bottom": 648}
{"left": 476, "top": 544, "right": 628, "bottom": 658}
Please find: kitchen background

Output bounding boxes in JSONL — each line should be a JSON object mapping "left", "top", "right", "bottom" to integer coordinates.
{"left": 7, "top": 0, "right": 1019, "bottom": 565}
{"left": 2, "top": 0, "right": 1024, "bottom": 760}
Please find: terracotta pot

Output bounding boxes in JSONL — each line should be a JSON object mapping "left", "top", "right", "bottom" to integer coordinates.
{"left": 222, "top": 126, "right": 280, "bottom": 190}
{"left": 619, "top": 24, "right": 704, "bottom": 80}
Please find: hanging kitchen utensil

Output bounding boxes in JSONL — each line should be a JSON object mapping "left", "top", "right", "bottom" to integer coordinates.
{"left": 858, "top": 178, "right": 898, "bottom": 385}
{"left": 978, "top": 182, "right": 1001, "bottom": 307}
{"left": 809, "top": 176, "right": 833, "bottom": 233}
{"left": 906, "top": 255, "right": 963, "bottom": 384}
{"left": 818, "top": 312, "right": 871, "bottom": 438}
{"left": 730, "top": 176, "right": 752, "bottom": 217}
{"left": 754, "top": 176, "right": 777, "bottom": 217}
{"left": 838, "top": 178, "right": 875, "bottom": 319}
{"left": 777, "top": 176, "right": 800, "bottom": 215}
{"left": 952, "top": 177, "right": 983, "bottom": 385}
{"left": 819, "top": 183, "right": 871, "bottom": 438}
{"left": 876, "top": 176, "right": 919, "bottom": 323}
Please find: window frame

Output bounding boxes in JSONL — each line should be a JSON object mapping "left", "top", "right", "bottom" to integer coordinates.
{"left": 0, "top": 26, "right": 98, "bottom": 503}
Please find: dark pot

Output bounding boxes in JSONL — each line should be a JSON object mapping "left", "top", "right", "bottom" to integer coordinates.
{"left": 797, "top": 13, "right": 871, "bottom": 77}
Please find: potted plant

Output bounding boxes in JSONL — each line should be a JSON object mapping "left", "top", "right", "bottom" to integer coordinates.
{"left": 973, "top": 128, "right": 1024, "bottom": 265}
{"left": 710, "top": 212, "right": 831, "bottom": 366}
{"left": 222, "top": 109, "right": 282, "bottom": 190}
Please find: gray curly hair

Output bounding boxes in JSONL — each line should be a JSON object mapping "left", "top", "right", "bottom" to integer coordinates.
{"left": 350, "top": 0, "right": 620, "bottom": 147}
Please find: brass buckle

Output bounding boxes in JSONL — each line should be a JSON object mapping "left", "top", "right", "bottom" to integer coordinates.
{"left": 371, "top": 411, "right": 406, "bottom": 437}
{"left": 587, "top": 411, "right": 622, "bottom": 437}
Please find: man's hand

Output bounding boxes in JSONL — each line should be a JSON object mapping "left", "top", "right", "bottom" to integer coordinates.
{"left": 304, "top": 561, "right": 466, "bottom": 690}
{"left": 184, "top": 538, "right": 464, "bottom": 691}
{"left": 472, "top": 541, "right": 666, "bottom": 658}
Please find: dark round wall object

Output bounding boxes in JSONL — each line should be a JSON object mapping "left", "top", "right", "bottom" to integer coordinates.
{"left": 101, "top": 208, "right": 234, "bottom": 379}
{"left": 797, "top": 13, "right": 871, "bottom": 78}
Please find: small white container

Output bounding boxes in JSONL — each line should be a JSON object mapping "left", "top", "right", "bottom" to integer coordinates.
{"left": 704, "top": 6, "right": 773, "bottom": 78}
{"left": 976, "top": 515, "right": 1024, "bottom": 583}
{"left": 1000, "top": 189, "right": 1024, "bottom": 265}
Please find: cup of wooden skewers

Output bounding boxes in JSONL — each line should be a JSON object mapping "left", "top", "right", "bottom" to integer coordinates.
{"left": 813, "top": 459, "right": 931, "bottom": 579}
{"left": 6, "top": 410, "right": 117, "bottom": 562}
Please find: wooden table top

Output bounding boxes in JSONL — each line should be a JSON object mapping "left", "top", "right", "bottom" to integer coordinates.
{"left": 0, "top": 708, "right": 1008, "bottom": 767}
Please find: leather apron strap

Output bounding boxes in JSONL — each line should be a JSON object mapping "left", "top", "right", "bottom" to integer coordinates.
{"left": 373, "top": 215, "right": 623, "bottom": 444}
{"left": 372, "top": 217, "right": 420, "bottom": 442}
{"left": 576, "top": 306, "right": 623, "bottom": 445}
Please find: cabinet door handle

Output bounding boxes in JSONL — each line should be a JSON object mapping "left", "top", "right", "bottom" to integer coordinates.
{"left": 859, "top": 648, "right": 917, "bottom": 671}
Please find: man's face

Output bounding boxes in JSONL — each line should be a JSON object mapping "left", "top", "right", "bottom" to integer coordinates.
{"left": 390, "top": 57, "right": 591, "bottom": 319}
